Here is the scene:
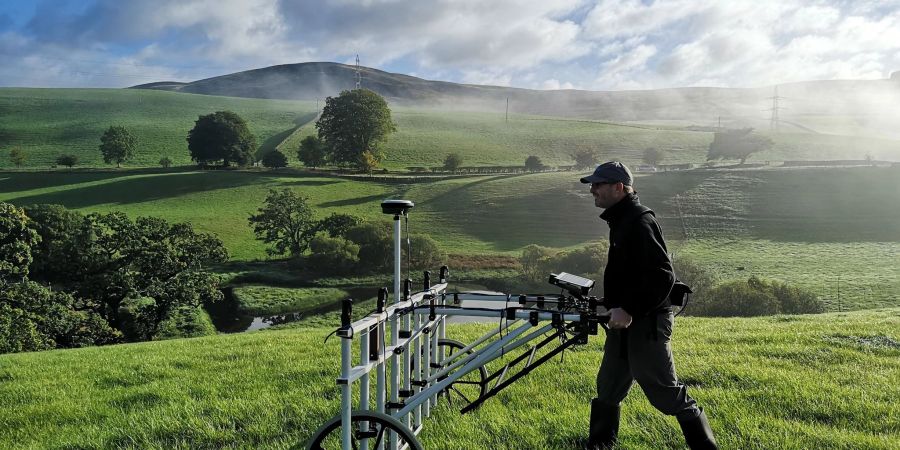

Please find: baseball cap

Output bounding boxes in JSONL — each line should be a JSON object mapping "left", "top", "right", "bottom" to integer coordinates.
{"left": 579, "top": 161, "right": 633, "bottom": 186}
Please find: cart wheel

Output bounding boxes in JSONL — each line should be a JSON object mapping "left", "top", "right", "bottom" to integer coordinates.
{"left": 434, "top": 338, "right": 488, "bottom": 408}
{"left": 306, "top": 410, "right": 423, "bottom": 450}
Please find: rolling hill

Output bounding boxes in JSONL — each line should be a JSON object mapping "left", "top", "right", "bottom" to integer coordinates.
{"left": 132, "top": 62, "right": 900, "bottom": 139}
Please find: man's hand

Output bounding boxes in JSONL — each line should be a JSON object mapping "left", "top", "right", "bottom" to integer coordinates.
{"left": 608, "top": 308, "right": 633, "bottom": 329}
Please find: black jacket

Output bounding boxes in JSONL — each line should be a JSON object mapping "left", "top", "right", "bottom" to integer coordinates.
{"left": 600, "top": 193, "right": 675, "bottom": 317}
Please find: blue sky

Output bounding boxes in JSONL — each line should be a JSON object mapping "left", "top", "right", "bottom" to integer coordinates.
{"left": 1, "top": 0, "right": 899, "bottom": 90}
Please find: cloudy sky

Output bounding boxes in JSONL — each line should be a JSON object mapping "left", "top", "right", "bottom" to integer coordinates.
{"left": 1, "top": 0, "right": 899, "bottom": 90}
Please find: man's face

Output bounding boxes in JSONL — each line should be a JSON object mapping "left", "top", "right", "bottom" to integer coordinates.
{"left": 590, "top": 182, "right": 621, "bottom": 208}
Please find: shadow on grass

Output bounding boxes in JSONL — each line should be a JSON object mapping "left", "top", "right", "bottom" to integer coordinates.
{"left": 319, "top": 193, "right": 388, "bottom": 208}
{"left": 4, "top": 171, "right": 270, "bottom": 209}
{"left": 280, "top": 179, "right": 342, "bottom": 187}
{"left": 256, "top": 126, "right": 298, "bottom": 157}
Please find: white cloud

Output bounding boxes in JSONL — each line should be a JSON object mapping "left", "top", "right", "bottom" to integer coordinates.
{"left": 2, "top": 0, "right": 900, "bottom": 90}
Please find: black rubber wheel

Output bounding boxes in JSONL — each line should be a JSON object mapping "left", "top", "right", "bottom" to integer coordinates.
{"left": 433, "top": 338, "right": 489, "bottom": 408}
{"left": 306, "top": 410, "right": 423, "bottom": 450}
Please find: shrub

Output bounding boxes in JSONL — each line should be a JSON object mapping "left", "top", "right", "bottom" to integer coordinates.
{"left": 520, "top": 244, "right": 555, "bottom": 282}
{"left": 692, "top": 276, "right": 824, "bottom": 317}
{"left": 345, "top": 222, "right": 393, "bottom": 271}
{"left": 56, "top": 154, "right": 78, "bottom": 168}
{"left": 159, "top": 157, "right": 172, "bottom": 168}
{"left": 407, "top": 235, "right": 446, "bottom": 270}
{"left": 308, "top": 235, "right": 360, "bottom": 274}
{"left": 262, "top": 149, "right": 288, "bottom": 168}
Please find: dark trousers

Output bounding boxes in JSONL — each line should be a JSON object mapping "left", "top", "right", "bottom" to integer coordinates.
{"left": 596, "top": 310, "right": 700, "bottom": 421}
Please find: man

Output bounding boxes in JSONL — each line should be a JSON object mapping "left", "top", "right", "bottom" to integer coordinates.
{"left": 580, "top": 161, "right": 717, "bottom": 450}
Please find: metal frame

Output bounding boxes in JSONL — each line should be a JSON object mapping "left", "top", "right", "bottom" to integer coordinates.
{"left": 308, "top": 201, "right": 610, "bottom": 450}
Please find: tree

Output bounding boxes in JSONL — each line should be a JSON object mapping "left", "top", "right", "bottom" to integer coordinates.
{"left": 314, "top": 213, "right": 362, "bottom": 239}
{"left": 524, "top": 155, "right": 544, "bottom": 172}
{"left": 56, "top": 154, "right": 78, "bottom": 168}
{"left": 297, "top": 135, "right": 327, "bottom": 168}
{"left": 0, "top": 203, "right": 40, "bottom": 281}
{"left": 248, "top": 189, "right": 317, "bottom": 256}
{"left": 571, "top": 149, "right": 599, "bottom": 170}
{"left": 99, "top": 125, "right": 136, "bottom": 167}
{"left": 187, "top": 111, "right": 257, "bottom": 167}
{"left": 159, "top": 157, "right": 172, "bottom": 168}
{"left": 443, "top": 153, "right": 463, "bottom": 172}
{"left": 642, "top": 148, "right": 664, "bottom": 167}
{"left": 9, "top": 147, "right": 26, "bottom": 167}
{"left": 261, "top": 150, "right": 288, "bottom": 168}
{"left": 707, "top": 128, "right": 773, "bottom": 165}
{"left": 316, "top": 89, "right": 396, "bottom": 170}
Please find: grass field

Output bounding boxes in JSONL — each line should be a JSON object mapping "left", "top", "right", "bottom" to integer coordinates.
{"left": 232, "top": 286, "right": 350, "bottom": 316}
{"left": 1, "top": 166, "right": 897, "bottom": 311}
{"left": 1, "top": 309, "right": 897, "bottom": 449}
{"left": 5, "top": 88, "right": 900, "bottom": 171}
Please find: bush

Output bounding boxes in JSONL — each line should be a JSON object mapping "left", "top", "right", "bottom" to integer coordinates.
{"left": 345, "top": 222, "right": 393, "bottom": 271}
{"left": 672, "top": 256, "right": 715, "bottom": 309}
{"left": 407, "top": 235, "right": 446, "bottom": 270}
{"left": 159, "top": 157, "right": 172, "bottom": 168}
{"left": 262, "top": 150, "right": 288, "bottom": 168}
{"left": 56, "top": 154, "right": 78, "bottom": 168}
{"left": 692, "top": 276, "right": 824, "bottom": 317}
{"left": 520, "top": 244, "right": 555, "bottom": 282}
{"left": 308, "top": 235, "right": 360, "bottom": 274}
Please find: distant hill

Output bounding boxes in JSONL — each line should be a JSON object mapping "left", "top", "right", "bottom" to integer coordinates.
{"left": 130, "top": 62, "right": 900, "bottom": 137}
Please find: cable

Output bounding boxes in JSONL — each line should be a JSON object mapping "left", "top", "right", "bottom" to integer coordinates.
{"left": 405, "top": 213, "right": 411, "bottom": 283}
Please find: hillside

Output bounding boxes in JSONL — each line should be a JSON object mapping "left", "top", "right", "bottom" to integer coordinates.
{"left": 0, "top": 88, "right": 316, "bottom": 168}
{"left": 3, "top": 88, "right": 900, "bottom": 170}
{"left": 1, "top": 309, "right": 897, "bottom": 449}
{"left": 130, "top": 62, "right": 900, "bottom": 138}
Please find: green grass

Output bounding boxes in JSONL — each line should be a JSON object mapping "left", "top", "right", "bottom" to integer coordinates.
{"left": 232, "top": 286, "right": 349, "bottom": 316}
{"left": 1, "top": 309, "right": 897, "bottom": 449}
{"left": 0, "top": 88, "right": 316, "bottom": 168}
